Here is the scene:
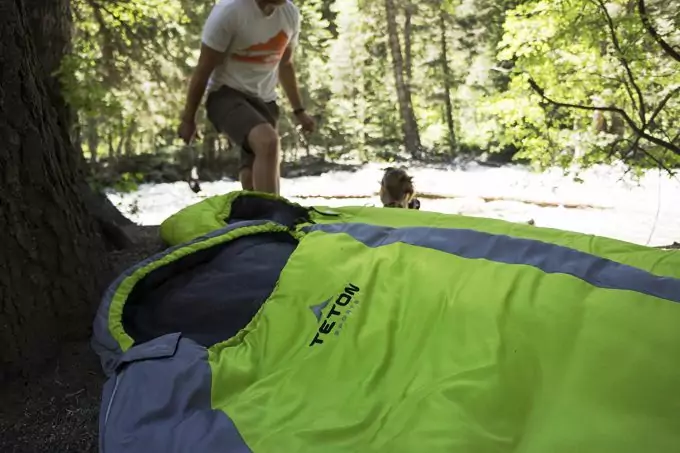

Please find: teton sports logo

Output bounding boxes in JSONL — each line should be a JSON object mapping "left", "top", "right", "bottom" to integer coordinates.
{"left": 309, "top": 283, "right": 360, "bottom": 346}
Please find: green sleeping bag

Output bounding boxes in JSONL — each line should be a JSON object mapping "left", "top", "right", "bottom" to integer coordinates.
{"left": 93, "top": 191, "right": 680, "bottom": 453}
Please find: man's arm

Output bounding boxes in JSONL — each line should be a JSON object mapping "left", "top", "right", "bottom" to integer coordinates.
{"left": 278, "top": 45, "right": 304, "bottom": 112}
{"left": 181, "top": 3, "right": 234, "bottom": 124}
{"left": 181, "top": 43, "right": 226, "bottom": 123}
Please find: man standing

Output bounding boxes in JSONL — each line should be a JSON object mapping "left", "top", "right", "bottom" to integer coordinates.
{"left": 178, "top": 0, "right": 316, "bottom": 195}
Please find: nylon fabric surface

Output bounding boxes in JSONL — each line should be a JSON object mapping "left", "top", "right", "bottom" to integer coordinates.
{"left": 308, "top": 204, "right": 680, "bottom": 279}
{"left": 207, "top": 224, "right": 680, "bottom": 453}
{"left": 95, "top": 192, "right": 680, "bottom": 453}
{"left": 304, "top": 222, "right": 680, "bottom": 303}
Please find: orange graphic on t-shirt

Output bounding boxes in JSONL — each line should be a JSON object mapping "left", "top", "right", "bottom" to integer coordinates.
{"left": 231, "top": 30, "right": 289, "bottom": 65}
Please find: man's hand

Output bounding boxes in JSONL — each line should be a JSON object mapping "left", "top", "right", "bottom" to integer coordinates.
{"left": 295, "top": 111, "right": 316, "bottom": 134}
{"left": 178, "top": 118, "right": 198, "bottom": 144}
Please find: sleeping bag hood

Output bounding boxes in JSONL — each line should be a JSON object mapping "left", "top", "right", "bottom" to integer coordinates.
{"left": 92, "top": 191, "right": 680, "bottom": 453}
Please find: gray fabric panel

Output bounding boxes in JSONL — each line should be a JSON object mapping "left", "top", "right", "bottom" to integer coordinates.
{"left": 100, "top": 333, "right": 251, "bottom": 453}
{"left": 118, "top": 332, "right": 182, "bottom": 362}
{"left": 98, "top": 372, "right": 117, "bottom": 453}
{"left": 91, "top": 219, "right": 272, "bottom": 377}
{"left": 122, "top": 232, "right": 297, "bottom": 347}
{"left": 92, "top": 271, "right": 134, "bottom": 378}
{"left": 307, "top": 223, "right": 680, "bottom": 303}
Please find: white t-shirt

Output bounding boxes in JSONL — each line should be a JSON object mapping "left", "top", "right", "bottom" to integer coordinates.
{"left": 202, "top": 0, "right": 300, "bottom": 102}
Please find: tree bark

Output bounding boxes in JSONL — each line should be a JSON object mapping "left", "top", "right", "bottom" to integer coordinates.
{"left": 124, "top": 121, "right": 137, "bottom": 156}
{"left": 0, "top": 0, "right": 113, "bottom": 382}
{"left": 87, "top": 116, "right": 100, "bottom": 164}
{"left": 438, "top": 6, "right": 457, "bottom": 152}
{"left": 202, "top": 128, "right": 217, "bottom": 176}
{"left": 27, "top": 0, "right": 133, "bottom": 237}
{"left": 108, "top": 132, "right": 116, "bottom": 161}
{"left": 384, "top": 0, "right": 422, "bottom": 158}
{"left": 403, "top": 2, "right": 415, "bottom": 86}
{"left": 115, "top": 118, "right": 126, "bottom": 158}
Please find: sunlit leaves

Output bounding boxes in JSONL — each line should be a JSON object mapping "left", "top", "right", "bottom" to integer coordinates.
{"left": 61, "top": 0, "right": 679, "bottom": 172}
{"left": 61, "top": 0, "right": 207, "bottom": 157}
{"left": 486, "top": 0, "right": 680, "bottom": 172}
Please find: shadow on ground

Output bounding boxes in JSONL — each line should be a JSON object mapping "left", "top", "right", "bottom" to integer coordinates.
{"left": 0, "top": 341, "right": 103, "bottom": 453}
{"left": 0, "top": 226, "right": 166, "bottom": 453}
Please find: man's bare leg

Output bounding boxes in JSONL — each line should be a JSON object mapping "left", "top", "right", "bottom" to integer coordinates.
{"left": 239, "top": 167, "right": 253, "bottom": 191}
{"left": 247, "top": 123, "right": 281, "bottom": 195}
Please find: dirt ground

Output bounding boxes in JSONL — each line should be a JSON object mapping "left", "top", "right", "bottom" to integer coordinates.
{"left": 0, "top": 341, "right": 104, "bottom": 453}
{"left": 0, "top": 226, "right": 165, "bottom": 453}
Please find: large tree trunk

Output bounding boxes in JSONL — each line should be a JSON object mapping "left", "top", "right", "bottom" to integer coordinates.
{"left": 28, "top": 0, "right": 133, "bottom": 234}
{"left": 403, "top": 2, "right": 415, "bottom": 86}
{"left": 25, "top": 0, "right": 74, "bottom": 143}
{"left": 0, "top": 0, "right": 113, "bottom": 382}
{"left": 438, "top": 5, "right": 457, "bottom": 152}
{"left": 384, "top": 0, "right": 422, "bottom": 158}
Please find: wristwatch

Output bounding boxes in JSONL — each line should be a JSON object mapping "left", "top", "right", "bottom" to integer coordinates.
{"left": 293, "top": 108, "right": 305, "bottom": 116}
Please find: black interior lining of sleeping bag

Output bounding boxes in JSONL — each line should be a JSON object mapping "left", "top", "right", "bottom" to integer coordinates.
{"left": 228, "top": 194, "right": 311, "bottom": 228}
{"left": 122, "top": 231, "right": 298, "bottom": 348}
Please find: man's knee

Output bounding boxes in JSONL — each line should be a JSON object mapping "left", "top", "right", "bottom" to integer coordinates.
{"left": 247, "top": 124, "right": 279, "bottom": 158}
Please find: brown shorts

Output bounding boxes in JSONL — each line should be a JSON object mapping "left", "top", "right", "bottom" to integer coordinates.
{"left": 205, "top": 85, "right": 280, "bottom": 170}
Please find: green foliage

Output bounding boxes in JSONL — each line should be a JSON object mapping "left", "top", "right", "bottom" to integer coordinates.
{"left": 113, "top": 172, "right": 145, "bottom": 193}
{"left": 278, "top": 0, "right": 335, "bottom": 154}
{"left": 88, "top": 170, "right": 144, "bottom": 194}
{"left": 60, "top": 0, "right": 205, "bottom": 163}
{"left": 484, "top": 0, "right": 680, "bottom": 171}
{"left": 61, "top": 0, "right": 680, "bottom": 180}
